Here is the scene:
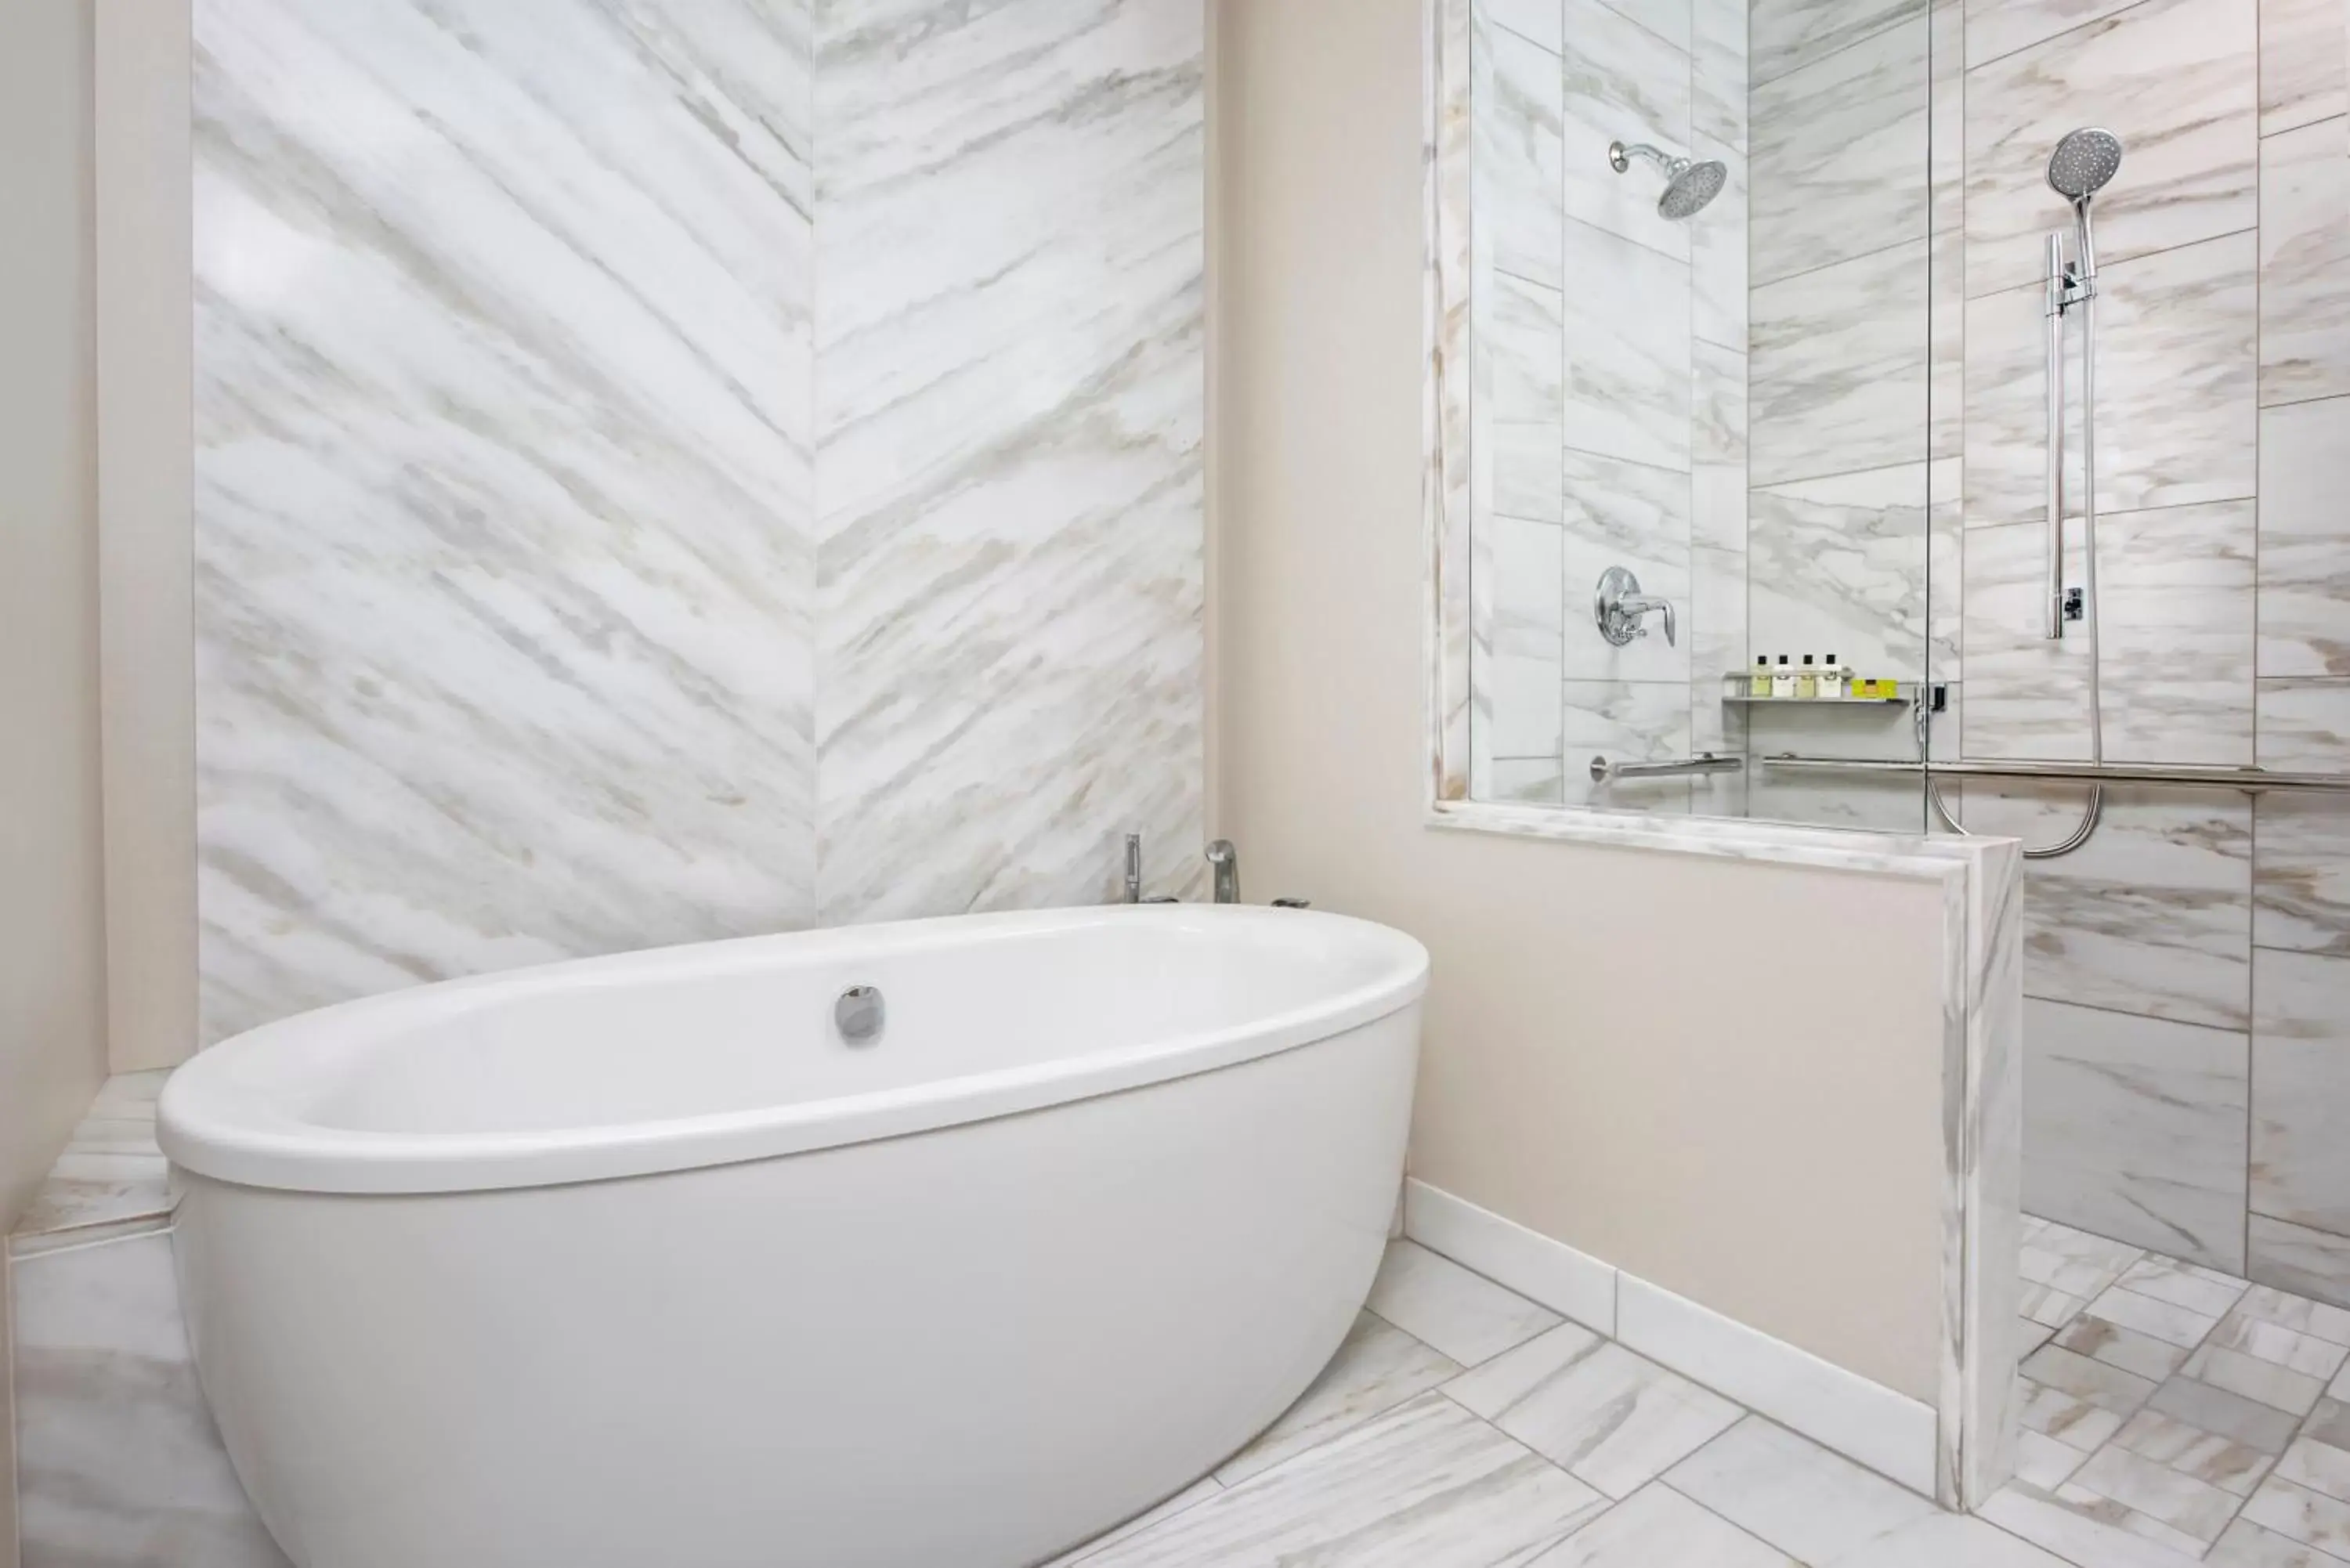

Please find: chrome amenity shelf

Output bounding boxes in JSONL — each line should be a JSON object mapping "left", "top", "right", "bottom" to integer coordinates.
{"left": 1718, "top": 675, "right": 1906, "bottom": 706}
{"left": 1759, "top": 754, "right": 2350, "bottom": 794}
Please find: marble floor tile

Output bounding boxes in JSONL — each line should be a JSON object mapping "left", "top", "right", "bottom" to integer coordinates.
{"left": 1564, "top": 681, "right": 1695, "bottom": 813}
{"left": 1660, "top": 1414, "right": 1942, "bottom": 1563}
{"left": 1822, "top": 1508, "right": 2077, "bottom": 1566}
{"left": 2022, "top": 1363, "right": 2135, "bottom": 1455}
{"left": 1976, "top": 786, "right": 2252, "bottom": 1031}
{"left": 1693, "top": 0, "right": 1748, "bottom": 150}
{"left": 1078, "top": 1391, "right": 1609, "bottom": 1568}
{"left": 1049, "top": 1479, "right": 1223, "bottom": 1566}
{"left": 1751, "top": 0, "right": 1924, "bottom": 87}
{"left": 2256, "top": 396, "right": 2350, "bottom": 681}
{"left": 2027, "top": 1282, "right": 2093, "bottom": 1330}
{"left": 1477, "top": 7, "right": 1567, "bottom": 289}
{"left": 1447, "top": 1328, "right": 1744, "bottom": 1499}
{"left": 2024, "top": 998, "right": 2251, "bottom": 1274}
{"left": 2088, "top": 1283, "right": 2232, "bottom": 1349}
{"left": 2241, "top": 1472, "right": 2350, "bottom": 1559}
{"left": 1366, "top": 1241, "right": 1563, "bottom": 1367}
{"left": 2276, "top": 1431, "right": 2350, "bottom": 1501}
{"left": 2146, "top": 1372, "right": 2305, "bottom": 1456}
{"left": 2207, "top": 1514, "right": 2350, "bottom": 1563}
{"left": 2117, "top": 1255, "right": 2254, "bottom": 1320}
{"left": 12, "top": 1069, "right": 174, "bottom": 1241}
{"left": 2068, "top": 1440, "right": 2247, "bottom": 1545}
{"left": 2258, "top": 0, "right": 2348, "bottom": 132}
{"left": 2259, "top": 114, "right": 2350, "bottom": 408}
{"left": 2238, "top": 1287, "right": 2350, "bottom": 1348}
{"left": 2184, "top": 1344, "right": 2332, "bottom": 1418}
{"left": 2023, "top": 1316, "right": 2065, "bottom": 1358}
{"left": 2024, "top": 1217, "right": 2149, "bottom": 1306}
{"left": 1217, "top": 1312, "right": 1464, "bottom": 1487}
{"left": 2018, "top": 1425, "right": 2093, "bottom": 1487}
{"left": 1530, "top": 1483, "right": 1795, "bottom": 1566}
{"left": 1561, "top": 219, "right": 1693, "bottom": 471}
{"left": 1748, "top": 464, "right": 1933, "bottom": 685}
{"left": 1558, "top": 452, "right": 1692, "bottom": 684}
{"left": 2259, "top": 680, "right": 2350, "bottom": 771}
{"left": 2053, "top": 1310, "right": 2199, "bottom": 1383}
{"left": 1561, "top": 0, "right": 1694, "bottom": 264}
{"left": 2025, "top": 1344, "right": 2164, "bottom": 1422}
{"left": 2254, "top": 949, "right": 2350, "bottom": 1243}
{"left": 2102, "top": 1404, "right": 2281, "bottom": 1498}
{"left": 1962, "top": 0, "right": 2257, "bottom": 299}
{"left": 2254, "top": 796, "right": 2350, "bottom": 957}
{"left": 1749, "top": 20, "right": 1929, "bottom": 288}
{"left": 1979, "top": 1479, "right": 2211, "bottom": 1566}
{"left": 1752, "top": 238, "right": 1929, "bottom": 486}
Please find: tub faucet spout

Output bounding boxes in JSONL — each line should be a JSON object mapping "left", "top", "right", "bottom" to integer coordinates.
{"left": 1207, "top": 840, "right": 1240, "bottom": 905}
{"left": 1123, "top": 834, "right": 1144, "bottom": 904}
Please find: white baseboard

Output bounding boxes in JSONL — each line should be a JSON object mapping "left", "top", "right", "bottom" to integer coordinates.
{"left": 1402, "top": 1180, "right": 1939, "bottom": 1498}
{"left": 1402, "top": 1178, "right": 1617, "bottom": 1334}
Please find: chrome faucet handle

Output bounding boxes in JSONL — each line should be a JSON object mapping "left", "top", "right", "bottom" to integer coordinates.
{"left": 1594, "top": 567, "right": 1676, "bottom": 649}
{"left": 1206, "top": 840, "right": 1240, "bottom": 905}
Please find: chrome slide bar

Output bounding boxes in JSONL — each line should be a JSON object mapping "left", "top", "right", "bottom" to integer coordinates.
{"left": 1762, "top": 754, "right": 2350, "bottom": 794}
{"left": 1589, "top": 753, "right": 1744, "bottom": 783}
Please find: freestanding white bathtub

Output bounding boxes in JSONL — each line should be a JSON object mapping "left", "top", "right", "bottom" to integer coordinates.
{"left": 157, "top": 905, "right": 1428, "bottom": 1568}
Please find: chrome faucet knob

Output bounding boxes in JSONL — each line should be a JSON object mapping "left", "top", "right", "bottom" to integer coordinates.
{"left": 1206, "top": 840, "right": 1240, "bottom": 905}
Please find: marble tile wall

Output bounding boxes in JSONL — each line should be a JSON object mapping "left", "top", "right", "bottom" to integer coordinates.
{"left": 1945, "top": 0, "right": 2350, "bottom": 1299}
{"left": 193, "top": 0, "right": 1204, "bottom": 1039}
{"left": 1469, "top": 0, "right": 1748, "bottom": 817}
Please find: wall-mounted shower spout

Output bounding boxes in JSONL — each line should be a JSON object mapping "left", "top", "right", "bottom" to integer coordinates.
{"left": 1607, "top": 140, "right": 1726, "bottom": 219}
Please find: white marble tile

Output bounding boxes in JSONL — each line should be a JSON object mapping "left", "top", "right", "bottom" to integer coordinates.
{"left": 1689, "top": 540, "right": 1748, "bottom": 705}
{"left": 1749, "top": 21, "right": 1930, "bottom": 288}
{"left": 1448, "top": 1328, "right": 1744, "bottom": 1498}
{"left": 1748, "top": 464, "right": 1935, "bottom": 685}
{"left": 1562, "top": 0, "right": 1695, "bottom": 262}
{"left": 2258, "top": 396, "right": 2350, "bottom": 681}
{"left": 1693, "top": 461, "right": 1747, "bottom": 551}
{"left": 1979, "top": 1479, "right": 2213, "bottom": 1566}
{"left": 2238, "top": 1285, "right": 2350, "bottom": 1346}
{"left": 1488, "top": 273, "right": 1569, "bottom": 424}
{"left": 1485, "top": 515, "right": 1568, "bottom": 757}
{"left": 2102, "top": 1404, "right": 2280, "bottom": 1498}
{"left": 1692, "top": 0, "right": 1748, "bottom": 150}
{"left": 1966, "top": 786, "right": 2251, "bottom": 1031}
{"left": 1564, "top": 681, "right": 1697, "bottom": 812}
{"left": 2021, "top": 1367, "right": 2135, "bottom": 1454}
{"left": 2054, "top": 1308, "right": 2200, "bottom": 1382}
{"left": 1531, "top": 1483, "right": 1795, "bottom": 1565}
{"left": 1618, "top": 0, "right": 1695, "bottom": 52}
{"left": 2201, "top": 1312, "right": 2350, "bottom": 1386}
{"left": 1497, "top": 420, "right": 1569, "bottom": 522}
{"left": 1479, "top": 7, "right": 1569, "bottom": 286}
{"left": 2018, "top": 1424, "right": 2092, "bottom": 1487}
{"left": 2260, "top": 114, "right": 2350, "bottom": 408}
{"left": 811, "top": 0, "right": 1204, "bottom": 925}
{"left": 12, "top": 1070, "right": 173, "bottom": 1243}
{"left": 2117, "top": 1255, "right": 2254, "bottom": 1320}
{"left": 1688, "top": 663, "right": 1748, "bottom": 817}
{"left": 2026, "top": 1343, "right": 2164, "bottom": 1423}
{"left": 1961, "top": 0, "right": 2258, "bottom": 300}
{"left": 2023, "top": 1216, "right": 2150, "bottom": 1306}
{"left": 1562, "top": 219, "right": 1694, "bottom": 470}
{"left": 1964, "top": 0, "right": 2139, "bottom": 73}
{"left": 2207, "top": 1514, "right": 2350, "bottom": 1564}
{"left": 2261, "top": 680, "right": 2350, "bottom": 771}
{"left": 1488, "top": 0, "right": 1567, "bottom": 52}
{"left": 1050, "top": 1478, "right": 1222, "bottom": 1566}
{"left": 1217, "top": 1311, "right": 1464, "bottom": 1486}
{"left": 1368, "top": 1240, "right": 1564, "bottom": 1367}
{"left": 1559, "top": 452, "right": 1692, "bottom": 683}
{"left": 2253, "top": 949, "right": 2350, "bottom": 1241}
{"left": 2145, "top": 1371, "right": 2305, "bottom": 1456}
{"left": 1751, "top": 240, "right": 1928, "bottom": 488}
{"left": 1690, "top": 134, "right": 1748, "bottom": 349}
{"left": 1752, "top": 0, "right": 1924, "bottom": 87}
{"left": 2241, "top": 1472, "right": 2350, "bottom": 1558}
{"left": 2185, "top": 1343, "right": 2333, "bottom": 1417}
{"left": 2069, "top": 1440, "right": 2247, "bottom": 1545}
{"left": 1079, "top": 1392, "right": 1608, "bottom": 1568}
{"left": 2088, "top": 1284, "right": 2229, "bottom": 1350}
{"left": 13, "top": 1231, "right": 290, "bottom": 1566}
{"left": 1693, "top": 338, "right": 1745, "bottom": 465}
{"left": 1823, "top": 1508, "right": 2077, "bottom": 1566}
{"left": 2259, "top": 0, "right": 2348, "bottom": 133}
{"left": 1401, "top": 1182, "right": 1620, "bottom": 1335}
{"left": 2023, "top": 998, "right": 2251, "bottom": 1273}
{"left": 1661, "top": 1414, "right": 1943, "bottom": 1563}
{"left": 195, "top": 0, "right": 823, "bottom": 1038}
{"left": 1492, "top": 757, "right": 1571, "bottom": 804}
{"left": 1965, "top": 238, "right": 2258, "bottom": 530}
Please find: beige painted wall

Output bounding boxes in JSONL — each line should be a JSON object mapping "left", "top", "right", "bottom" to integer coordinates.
{"left": 95, "top": 0, "right": 197, "bottom": 1075}
{"left": 2, "top": 1, "right": 109, "bottom": 1558}
{"left": 1210, "top": 0, "right": 1950, "bottom": 1402}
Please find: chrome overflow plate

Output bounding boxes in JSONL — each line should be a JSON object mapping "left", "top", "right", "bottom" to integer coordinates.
{"left": 834, "top": 985, "right": 885, "bottom": 1046}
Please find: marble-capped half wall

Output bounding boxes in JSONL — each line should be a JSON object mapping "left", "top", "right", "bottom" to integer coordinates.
{"left": 193, "top": 0, "right": 1205, "bottom": 1041}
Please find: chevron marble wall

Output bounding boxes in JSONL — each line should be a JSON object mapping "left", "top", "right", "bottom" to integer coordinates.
{"left": 193, "top": 0, "right": 1203, "bottom": 1042}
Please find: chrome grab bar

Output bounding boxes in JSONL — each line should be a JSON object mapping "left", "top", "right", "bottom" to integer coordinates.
{"left": 1590, "top": 752, "right": 1744, "bottom": 783}
{"left": 1760, "top": 754, "right": 2350, "bottom": 794}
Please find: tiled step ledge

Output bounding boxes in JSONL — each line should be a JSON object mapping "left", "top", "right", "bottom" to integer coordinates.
{"left": 1403, "top": 1178, "right": 1945, "bottom": 1501}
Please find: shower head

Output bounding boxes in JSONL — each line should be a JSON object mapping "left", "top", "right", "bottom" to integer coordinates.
{"left": 1607, "top": 140, "right": 1728, "bottom": 220}
{"left": 2047, "top": 128, "right": 2123, "bottom": 204}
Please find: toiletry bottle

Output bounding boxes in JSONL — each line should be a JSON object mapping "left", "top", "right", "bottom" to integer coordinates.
{"left": 1751, "top": 656, "right": 1772, "bottom": 698}
{"left": 1797, "top": 655, "right": 1818, "bottom": 699}
{"left": 1772, "top": 655, "right": 1795, "bottom": 698}
{"left": 1820, "top": 654, "right": 1845, "bottom": 699}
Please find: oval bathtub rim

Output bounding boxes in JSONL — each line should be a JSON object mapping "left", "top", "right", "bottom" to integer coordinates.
{"left": 158, "top": 905, "right": 1430, "bottom": 1198}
